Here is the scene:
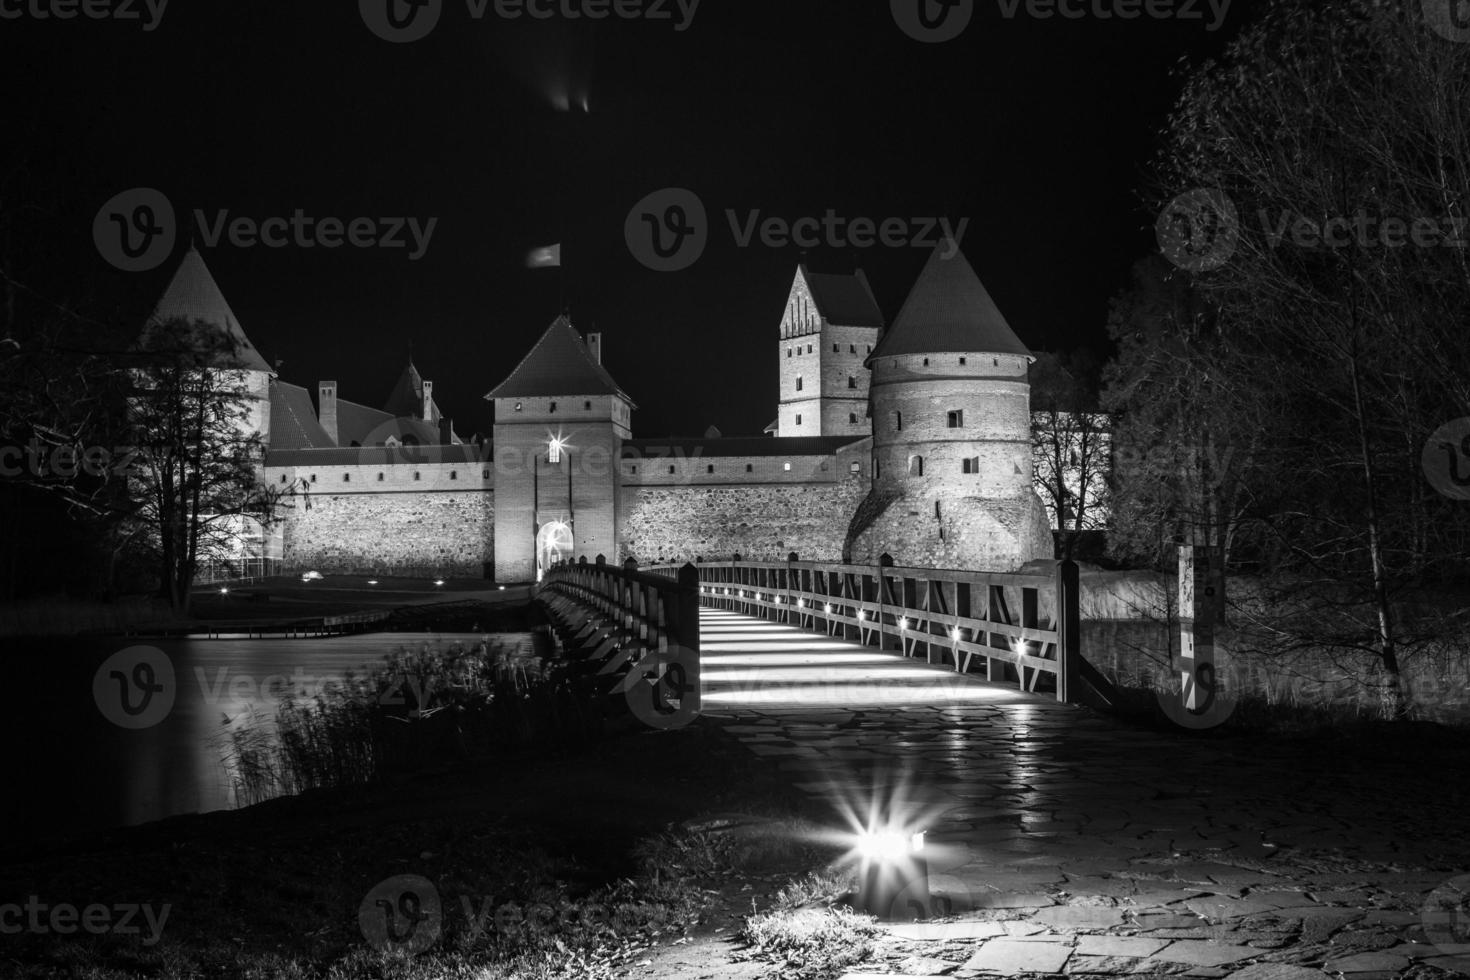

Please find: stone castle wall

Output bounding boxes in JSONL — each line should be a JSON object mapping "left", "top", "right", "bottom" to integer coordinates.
{"left": 277, "top": 486, "right": 494, "bottom": 577}
{"left": 620, "top": 477, "right": 870, "bottom": 565}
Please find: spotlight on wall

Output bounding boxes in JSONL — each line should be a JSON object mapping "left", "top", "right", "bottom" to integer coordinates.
{"left": 898, "top": 617, "right": 909, "bottom": 629}
{"left": 434, "top": 579, "right": 445, "bottom": 587}
{"left": 825, "top": 604, "right": 833, "bottom": 614}
{"left": 368, "top": 579, "right": 379, "bottom": 586}
{"left": 797, "top": 599, "right": 805, "bottom": 608}
{"left": 219, "top": 586, "right": 229, "bottom": 595}
{"left": 498, "top": 585, "right": 506, "bottom": 591}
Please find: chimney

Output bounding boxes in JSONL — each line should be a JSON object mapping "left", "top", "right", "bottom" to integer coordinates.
{"left": 587, "top": 332, "right": 602, "bottom": 365}
{"left": 319, "top": 381, "right": 338, "bottom": 446}
{"left": 422, "top": 380, "right": 434, "bottom": 421}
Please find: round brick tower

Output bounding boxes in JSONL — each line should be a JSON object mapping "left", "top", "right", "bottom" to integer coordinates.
{"left": 846, "top": 242, "right": 1052, "bottom": 571}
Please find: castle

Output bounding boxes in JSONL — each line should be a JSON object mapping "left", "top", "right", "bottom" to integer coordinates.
{"left": 150, "top": 242, "right": 1055, "bottom": 583}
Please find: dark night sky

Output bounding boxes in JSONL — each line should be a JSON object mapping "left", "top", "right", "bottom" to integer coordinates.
{"left": 3, "top": 0, "right": 1253, "bottom": 438}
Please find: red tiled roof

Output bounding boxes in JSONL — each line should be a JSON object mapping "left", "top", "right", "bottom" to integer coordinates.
{"left": 486, "top": 316, "right": 635, "bottom": 404}
{"left": 867, "top": 242, "right": 1031, "bottom": 362}
{"left": 145, "top": 247, "right": 273, "bottom": 374}
{"left": 802, "top": 266, "right": 884, "bottom": 328}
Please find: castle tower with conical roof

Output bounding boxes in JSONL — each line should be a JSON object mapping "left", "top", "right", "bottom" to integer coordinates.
{"left": 845, "top": 242, "right": 1051, "bottom": 571}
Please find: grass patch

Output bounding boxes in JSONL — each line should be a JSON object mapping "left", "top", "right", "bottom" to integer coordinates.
{"left": 740, "top": 906, "right": 879, "bottom": 980}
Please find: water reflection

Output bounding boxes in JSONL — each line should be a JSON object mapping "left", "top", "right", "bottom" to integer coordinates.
{"left": 2, "top": 632, "right": 487, "bottom": 843}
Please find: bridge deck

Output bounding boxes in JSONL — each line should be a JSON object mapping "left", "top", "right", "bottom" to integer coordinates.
{"left": 699, "top": 607, "right": 1043, "bottom": 712}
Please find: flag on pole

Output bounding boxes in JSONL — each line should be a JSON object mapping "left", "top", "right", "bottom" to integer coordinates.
{"left": 526, "top": 243, "right": 561, "bottom": 268}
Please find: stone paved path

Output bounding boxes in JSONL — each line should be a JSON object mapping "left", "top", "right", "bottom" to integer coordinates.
{"left": 696, "top": 607, "right": 1470, "bottom": 979}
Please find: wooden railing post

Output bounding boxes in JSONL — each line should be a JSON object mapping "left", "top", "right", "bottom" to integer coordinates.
{"left": 674, "top": 562, "right": 701, "bottom": 716}
{"left": 1055, "top": 559, "right": 1080, "bottom": 704}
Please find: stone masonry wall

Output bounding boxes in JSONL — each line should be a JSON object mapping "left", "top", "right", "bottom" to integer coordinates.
{"left": 621, "top": 478, "right": 869, "bottom": 565}
{"left": 281, "top": 490, "right": 494, "bottom": 577}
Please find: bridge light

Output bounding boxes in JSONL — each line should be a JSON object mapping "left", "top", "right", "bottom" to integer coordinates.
{"left": 825, "top": 603, "right": 833, "bottom": 614}
{"left": 898, "top": 617, "right": 909, "bottom": 630}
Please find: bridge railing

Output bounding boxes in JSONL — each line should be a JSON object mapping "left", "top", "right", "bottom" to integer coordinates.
{"left": 536, "top": 557, "right": 701, "bottom": 718}
{"left": 645, "top": 555, "right": 1093, "bottom": 705}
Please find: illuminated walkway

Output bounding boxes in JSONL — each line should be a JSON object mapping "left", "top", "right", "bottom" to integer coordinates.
{"left": 684, "top": 607, "right": 1470, "bottom": 978}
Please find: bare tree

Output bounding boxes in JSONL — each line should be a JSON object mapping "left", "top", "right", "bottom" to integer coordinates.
{"left": 1030, "top": 350, "right": 1110, "bottom": 559}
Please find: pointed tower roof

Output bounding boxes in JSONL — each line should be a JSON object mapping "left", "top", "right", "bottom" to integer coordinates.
{"left": 383, "top": 360, "right": 438, "bottom": 419}
{"left": 799, "top": 266, "right": 884, "bottom": 328}
{"left": 145, "top": 247, "right": 273, "bottom": 373}
{"left": 486, "top": 316, "right": 636, "bottom": 405}
{"left": 867, "top": 242, "right": 1031, "bottom": 364}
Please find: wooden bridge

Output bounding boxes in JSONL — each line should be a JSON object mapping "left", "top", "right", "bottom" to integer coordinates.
{"left": 535, "top": 555, "right": 1117, "bottom": 723}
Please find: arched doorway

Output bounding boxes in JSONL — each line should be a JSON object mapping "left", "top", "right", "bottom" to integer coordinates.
{"left": 535, "top": 520, "right": 574, "bottom": 581}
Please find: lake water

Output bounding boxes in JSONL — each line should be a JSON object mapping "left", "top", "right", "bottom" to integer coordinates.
{"left": 1, "top": 631, "right": 491, "bottom": 844}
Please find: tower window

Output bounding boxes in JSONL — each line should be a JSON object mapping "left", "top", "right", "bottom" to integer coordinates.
{"left": 959, "top": 356, "right": 967, "bottom": 365}
{"left": 923, "top": 357, "right": 930, "bottom": 366}
{"left": 783, "top": 462, "right": 792, "bottom": 471}
{"left": 833, "top": 343, "right": 839, "bottom": 352}
{"left": 514, "top": 401, "right": 523, "bottom": 412}
{"left": 310, "top": 474, "right": 317, "bottom": 483}
{"left": 908, "top": 455, "right": 924, "bottom": 477}
{"left": 848, "top": 376, "right": 857, "bottom": 389}
{"left": 807, "top": 344, "right": 813, "bottom": 353}
{"left": 450, "top": 471, "right": 457, "bottom": 480}
{"left": 669, "top": 465, "right": 676, "bottom": 474}
{"left": 867, "top": 345, "right": 872, "bottom": 353}
{"left": 787, "top": 348, "right": 792, "bottom": 358}
{"left": 280, "top": 474, "right": 287, "bottom": 483}
{"left": 414, "top": 472, "right": 421, "bottom": 481}
{"left": 549, "top": 401, "right": 557, "bottom": 413}
{"left": 962, "top": 457, "right": 980, "bottom": 474}
{"left": 849, "top": 344, "right": 856, "bottom": 353}
{"left": 796, "top": 376, "right": 803, "bottom": 391}
{"left": 707, "top": 464, "right": 714, "bottom": 473}
{"left": 343, "top": 473, "right": 350, "bottom": 482}
{"left": 584, "top": 400, "right": 592, "bottom": 410}
{"left": 746, "top": 463, "right": 753, "bottom": 473}
{"left": 482, "top": 469, "right": 489, "bottom": 479}
{"left": 947, "top": 410, "right": 964, "bottom": 428}
{"left": 895, "top": 411, "right": 903, "bottom": 431}
{"left": 849, "top": 413, "right": 858, "bottom": 423}
{"left": 795, "top": 414, "right": 802, "bottom": 425}
{"left": 630, "top": 465, "right": 637, "bottom": 474}
{"left": 850, "top": 460, "right": 861, "bottom": 473}
{"left": 378, "top": 473, "right": 385, "bottom": 481}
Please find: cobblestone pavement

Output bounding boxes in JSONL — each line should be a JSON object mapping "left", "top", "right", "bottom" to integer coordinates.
{"left": 696, "top": 607, "right": 1470, "bottom": 979}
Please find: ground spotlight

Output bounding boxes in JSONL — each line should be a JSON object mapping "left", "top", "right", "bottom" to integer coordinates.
{"left": 855, "top": 825, "right": 930, "bottom": 919}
